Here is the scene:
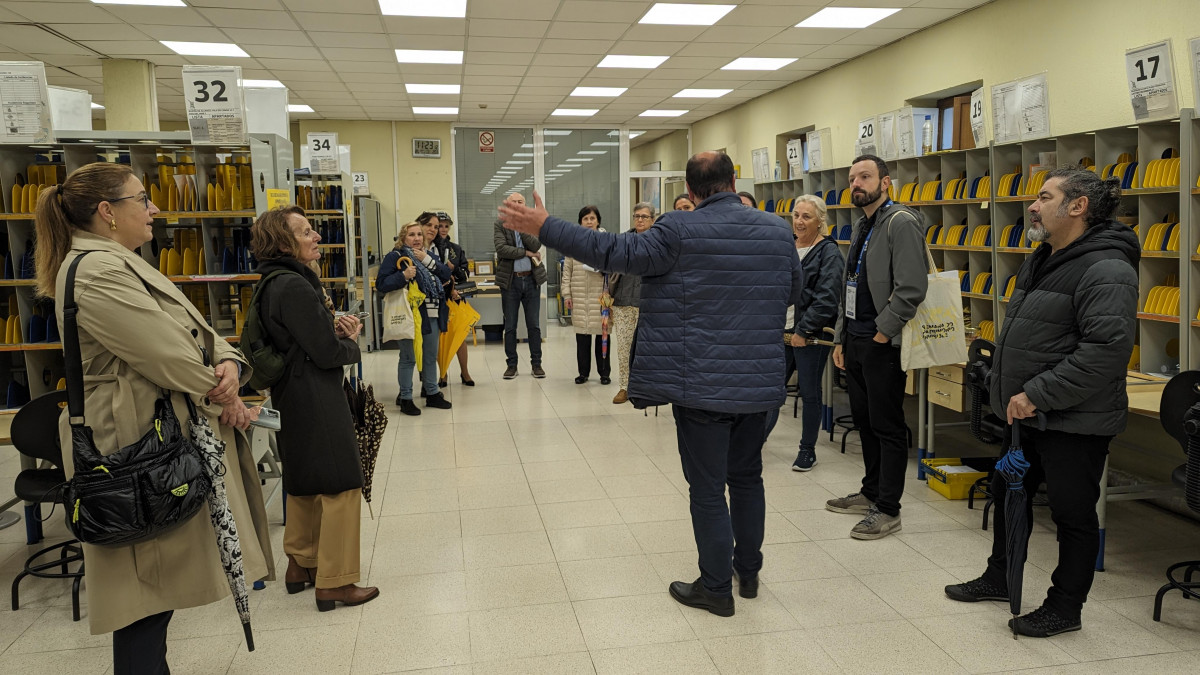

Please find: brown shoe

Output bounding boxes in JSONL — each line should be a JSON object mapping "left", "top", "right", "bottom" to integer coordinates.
{"left": 284, "top": 555, "right": 316, "bottom": 594}
{"left": 613, "top": 389, "right": 628, "bottom": 404}
{"left": 315, "top": 584, "right": 380, "bottom": 612}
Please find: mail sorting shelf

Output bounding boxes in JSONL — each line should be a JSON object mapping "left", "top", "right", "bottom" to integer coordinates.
{"left": 295, "top": 171, "right": 358, "bottom": 314}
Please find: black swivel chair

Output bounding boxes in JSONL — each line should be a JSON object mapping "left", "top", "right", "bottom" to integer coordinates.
{"left": 1153, "top": 370, "right": 1200, "bottom": 622}
{"left": 10, "top": 390, "right": 84, "bottom": 622}
{"left": 964, "top": 339, "right": 1006, "bottom": 527}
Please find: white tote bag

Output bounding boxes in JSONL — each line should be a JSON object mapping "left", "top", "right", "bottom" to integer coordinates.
{"left": 900, "top": 248, "right": 968, "bottom": 371}
{"left": 382, "top": 289, "right": 415, "bottom": 342}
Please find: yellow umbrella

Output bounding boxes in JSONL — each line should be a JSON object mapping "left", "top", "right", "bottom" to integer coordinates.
{"left": 438, "top": 299, "right": 481, "bottom": 379}
{"left": 398, "top": 256, "right": 426, "bottom": 362}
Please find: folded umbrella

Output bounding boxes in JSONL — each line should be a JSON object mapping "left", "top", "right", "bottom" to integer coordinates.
{"left": 343, "top": 379, "right": 388, "bottom": 518}
{"left": 438, "top": 299, "right": 481, "bottom": 380}
{"left": 184, "top": 395, "right": 255, "bottom": 652}
{"left": 994, "top": 412, "right": 1046, "bottom": 639}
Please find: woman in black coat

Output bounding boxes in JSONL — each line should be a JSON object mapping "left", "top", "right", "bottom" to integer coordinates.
{"left": 250, "top": 205, "right": 378, "bottom": 612}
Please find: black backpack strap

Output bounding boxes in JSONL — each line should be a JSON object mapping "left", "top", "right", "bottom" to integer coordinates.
{"left": 62, "top": 251, "right": 94, "bottom": 428}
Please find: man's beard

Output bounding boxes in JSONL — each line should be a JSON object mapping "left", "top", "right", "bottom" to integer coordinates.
{"left": 851, "top": 186, "right": 882, "bottom": 208}
{"left": 1027, "top": 217, "right": 1048, "bottom": 242}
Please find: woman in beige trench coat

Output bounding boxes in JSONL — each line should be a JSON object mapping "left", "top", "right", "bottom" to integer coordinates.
{"left": 561, "top": 205, "right": 611, "bottom": 385}
{"left": 35, "top": 163, "right": 274, "bottom": 675}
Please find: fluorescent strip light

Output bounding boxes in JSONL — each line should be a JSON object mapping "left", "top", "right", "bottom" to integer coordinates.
{"left": 591, "top": 142, "right": 619, "bottom": 147}
{"left": 639, "top": 3, "right": 734, "bottom": 26}
{"left": 161, "top": 41, "right": 249, "bottom": 57}
{"left": 597, "top": 54, "right": 669, "bottom": 69}
{"left": 552, "top": 108, "right": 598, "bottom": 117}
{"left": 378, "top": 0, "right": 466, "bottom": 17}
{"left": 549, "top": 169, "right": 571, "bottom": 173}
{"left": 556, "top": 164, "right": 576, "bottom": 169}
{"left": 93, "top": 0, "right": 185, "bottom": 6}
{"left": 721, "top": 57, "right": 796, "bottom": 71}
{"left": 639, "top": 109, "right": 688, "bottom": 117}
{"left": 405, "top": 83, "right": 461, "bottom": 94}
{"left": 674, "top": 88, "right": 731, "bottom": 98}
{"left": 577, "top": 150, "right": 608, "bottom": 155}
{"left": 566, "top": 158, "right": 594, "bottom": 162}
{"left": 244, "top": 79, "right": 285, "bottom": 88}
{"left": 395, "top": 49, "right": 464, "bottom": 64}
{"left": 521, "top": 142, "right": 559, "bottom": 147}
{"left": 630, "top": 131, "right": 644, "bottom": 138}
{"left": 506, "top": 160, "right": 532, "bottom": 165}
{"left": 91, "top": 102, "right": 105, "bottom": 109}
{"left": 544, "top": 130, "right": 574, "bottom": 136}
{"left": 412, "top": 106, "right": 458, "bottom": 114}
{"left": 288, "top": 104, "right": 314, "bottom": 113}
{"left": 570, "top": 86, "right": 627, "bottom": 97}
{"left": 796, "top": 7, "right": 900, "bottom": 29}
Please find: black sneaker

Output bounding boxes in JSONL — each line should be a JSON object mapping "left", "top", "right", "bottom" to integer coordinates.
{"left": 425, "top": 392, "right": 452, "bottom": 410}
{"left": 668, "top": 579, "right": 734, "bottom": 617}
{"left": 532, "top": 365, "right": 546, "bottom": 378}
{"left": 503, "top": 366, "right": 517, "bottom": 379}
{"left": 398, "top": 399, "right": 421, "bottom": 416}
{"left": 944, "top": 576, "right": 1009, "bottom": 603}
{"left": 1008, "top": 606, "right": 1081, "bottom": 638}
{"left": 734, "top": 571, "right": 758, "bottom": 599}
{"left": 792, "top": 448, "right": 816, "bottom": 472}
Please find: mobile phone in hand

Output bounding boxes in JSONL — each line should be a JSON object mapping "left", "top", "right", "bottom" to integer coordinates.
{"left": 248, "top": 406, "right": 281, "bottom": 431}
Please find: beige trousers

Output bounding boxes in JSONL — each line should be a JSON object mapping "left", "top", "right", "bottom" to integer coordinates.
{"left": 611, "top": 305, "right": 640, "bottom": 390}
{"left": 283, "top": 488, "right": 361, "bottom": 589}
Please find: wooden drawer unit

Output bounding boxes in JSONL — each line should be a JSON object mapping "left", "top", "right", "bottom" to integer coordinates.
{"left": 928, "top": 363, "right": 965, "bottom": 384}
{"left": 928, "top": 375, "right": 964, "bottom": 412}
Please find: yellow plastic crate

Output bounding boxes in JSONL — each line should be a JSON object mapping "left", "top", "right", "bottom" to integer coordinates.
{"left": 922, "top": 458, "right": 988, "bottom": 500}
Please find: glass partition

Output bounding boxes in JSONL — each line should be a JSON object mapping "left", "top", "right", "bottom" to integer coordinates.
{"left": 452, "top": 126, "right": 534, "bottom": 262}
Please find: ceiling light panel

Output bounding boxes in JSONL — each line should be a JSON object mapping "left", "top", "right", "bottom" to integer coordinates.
{"left": 570, "top": 86, "right": 627, "bottom": 97}
{"left": 161, "top": 41, "right": 249, "bottom": 57}
{"left": 93, "top": 0, "right": 185, "bottom": 5}
{"left": 412, "top": 106, "right": 458, "bottom": 114}
{"left": 405, "top": 83, "right": 461, "bottom": 94}
{"left": 288, "top": 104, "right": 314, "bottom": 113}
{"left": 597, "top": 55, "right": 670, "bottom": 69}
{"left": 721, "top": 57, "right": 796, "bottom": 71}
{"left": 378, "top": 0, "right": 466, "bottom": 17}
{"left": 244, "top": 79, "right": 285, "bottom": 88}
{"left": 552, "top": 108, "right": 598, "bottom": 116}
{"left": 544, "top": 130, "right": 574, "bottom": 136}
{"left": 639, "top": 3, "right": 735, "bottom": 26}
{"left": 796, "top": 7, "right": 901, "bottom": 29}
{"left": 674, "top": 88, "right": 732, "bottom": 98}
{"left": 639, "top": 109, "right": 688, "bottom": 117}
{"left": 577, "top": 150, "right": 608, "bottom": 155}
{"left": 395, "top": 49, "right": 464, "bottom": 64}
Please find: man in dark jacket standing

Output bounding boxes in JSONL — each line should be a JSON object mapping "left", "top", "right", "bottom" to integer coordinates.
{"left": 499, "top": 152, "right": 803, "bottom": 618}
{"left": 494, "top": 193, "right": 548, "bottom": 379}
{"left": 828, "top": 155, "right": 929, "bottom": 540}
{"left": 945, "top": 168, "right": 1137, "bottom": 638}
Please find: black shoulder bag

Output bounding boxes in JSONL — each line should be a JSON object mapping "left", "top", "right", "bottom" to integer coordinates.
{"left": 59, "top": 251, "right": 213, "bottom": 546}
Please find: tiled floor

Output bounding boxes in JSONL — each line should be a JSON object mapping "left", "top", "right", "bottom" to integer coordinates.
{"left": 3, "top": 325, "right": 1200, "bottom": 674}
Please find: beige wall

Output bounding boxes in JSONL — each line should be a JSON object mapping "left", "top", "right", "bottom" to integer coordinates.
{"left": 629, "top": 129, "right": 691, "bottom": 173}
{"left": 693, "top": 0, "right": 1200, "bottom": 174}
{"left": 392, "top": 121, "right": 453, "bottom": 235}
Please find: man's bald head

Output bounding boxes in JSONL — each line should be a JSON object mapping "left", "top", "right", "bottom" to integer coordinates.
{"left": 505, "top": 193, "right": 526, "bottom": 206}
{"left": 685, "top": 151, "right": 736, "bottom": 201}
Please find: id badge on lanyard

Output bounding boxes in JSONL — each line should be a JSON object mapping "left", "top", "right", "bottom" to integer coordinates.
{"left": 845, "top": 203, "right": 888, "bottom": 320}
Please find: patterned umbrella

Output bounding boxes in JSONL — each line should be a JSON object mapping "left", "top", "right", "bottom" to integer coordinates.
{"left": 599, "top": 275, "right": 613, "bottom": 358}
{"left": 184, "top": 395, "right": 255, "bottom": 652}
{"left": 344, "top": 379, "right": 388, "bottom": 518}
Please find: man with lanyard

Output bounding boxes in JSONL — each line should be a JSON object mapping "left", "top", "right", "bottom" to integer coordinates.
{"left": 828, "top": 155, "right": 929, "bottom": 540}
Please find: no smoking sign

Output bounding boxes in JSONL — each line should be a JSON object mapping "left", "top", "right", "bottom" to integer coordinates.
{"left": 479, "top": 130, "right": 494, "bottom": 153}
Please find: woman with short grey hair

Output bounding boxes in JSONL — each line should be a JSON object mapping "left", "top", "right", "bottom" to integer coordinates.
{"left": 609, "top": 202, "right": 656, "bottom": 403}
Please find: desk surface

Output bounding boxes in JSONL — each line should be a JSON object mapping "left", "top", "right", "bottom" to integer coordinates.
{"left": 1126, "top": 373, "right": 1165, "bottom": 419}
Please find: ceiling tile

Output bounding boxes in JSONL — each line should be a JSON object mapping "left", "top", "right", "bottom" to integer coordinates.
{"left": 102, "top": 6, "right": 214, "bottom": 26}
{"left": 194, "top": 8, "right": 298, "bottom": 30}
{"left": 609, "top": 40, "right": 684, "bottom": 55}
{"left": 698, "top": 25, "right": 786, "bottom": 43}
{"left": 80, "top": 41, "right": 176, "bottom": 57}
{"left": 257, "top": 58, "right": 332, "bottom": 72}
{"left": 465, "top": 52, "right": 536, "bottom": 66}
{"left": 279, "top": 0, "right": 378, "bottom": 12}
{"left": 545, "top": 22, "right": 628, "bottom": 41}
{"left": 674, "top": 42, "right": 748, "bottom": 58}
{"left": 0, "top": 24, "right": 94, "bottom": 55}
{"left": 292, "top": 12, "right": 384, "bottom": 33}
{"left": 619, "top": 25, "right": 707, "bottom": 43}
{"left": 307, "top": 32, "right": 393, "bottom": 49}
{"left": 524, "top": 65, "right": 592, "bottom": 78}
{"left": 741, "top": 44, "right": 822, "bottom": 59}
{"left": 723, "top": 4, "right": 825, "bottom": 26}
{"left": 464, "top": 85, "right": 520, "bottom": 95}
{"left": 328, "top": 61, "right": 402, "bottom": 74}
{"left": 464, "top": 76, "right": 524, "bottom": 87}
{"left": 467, "top": 37, "right": 538, "bottom": 54}
{"left": 381, "top": 16, "right": 467, "bottom": 35}
{"left": 397, "top": 64, "right": 465, "bottom": 77}
{"left": 467, "top": 19, "right": 551, "bottom": 39}
{"left": 222, "top": 29, "right": 314, "bottom": 47}
{"left": 389, "top": 34, "right": 467, "bottom": 51}
{"left": 807, "top": 43, "right": 874, "bottom": 60}
{"left": 2, "top": 2, "right": 122, "bottom": 23}
{"left": 48, "top": 23, "right": 149, "bottom": 42}
{"left": 465, "top": 64, "right": 530, "bottom": 77}
{"left": 243, "top": 45, "right": 321, "bottom": 60}
{"left": 469, "top": 0, "right": 565, "bottom": 21}
{"left": 319, "top": 48, "right": 396, "bottom": 63}
{"left": 530, "top": 53, "right": 599, "bottom": 67}
{"left": 778, "top": 28, "right": 856, "bottom": 45}
{"left": 837, "top": 27, "right": 918, "bottom": 46}
{"left": 555, "top": 1, "right": 649, "bottom": 23}
{"left": 875, "top": 7, "right": 963, "bottom": 29}
{"left": 539, "top": 39, "right": 614, "bottom": 55}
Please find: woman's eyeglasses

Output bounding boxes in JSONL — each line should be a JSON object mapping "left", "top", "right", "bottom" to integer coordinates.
{"left": 633, "top": 214, "right": 654, "bottom": 221}
{"left": 107, "top": 193, "right": 151, "bottom": 209}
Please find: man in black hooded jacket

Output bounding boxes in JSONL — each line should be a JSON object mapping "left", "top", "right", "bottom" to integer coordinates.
{"left": 944, "top": 168, "right": 1138, "bottom": 638}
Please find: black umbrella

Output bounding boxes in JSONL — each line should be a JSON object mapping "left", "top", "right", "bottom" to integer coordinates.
{"left": 995, "top": 413, "right": 1045, "bottom": 639}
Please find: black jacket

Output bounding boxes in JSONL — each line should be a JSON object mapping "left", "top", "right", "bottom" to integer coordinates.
{"left": 256, "top": 257, "right": 363, "bottom": 496}
{"left": 493, "top": 221, "right": 547, "bottom": 290}
{"left": 989, "top": 220, "right": 1139, "bottom": 436}
{"left": 791, "top": 236, "right": 845, "bottom": 338}
{"left": 376, "top": 247, "right": 453, "bottom": 333}
{"left": 432, "top": 236, "right": 469, "bottom": 284}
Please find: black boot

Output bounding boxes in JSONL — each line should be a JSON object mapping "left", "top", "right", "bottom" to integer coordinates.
{"left": 668, "top": 579, "right": 734, "bottom": 617}
{"left": 425, "top": 392, "right": 452, "bottom": 410}
{"left": 399, "top": 399, "right": 421, "bottom": 416}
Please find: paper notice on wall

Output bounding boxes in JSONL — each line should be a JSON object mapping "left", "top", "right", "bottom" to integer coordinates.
{"left": 991, "top": 80, "right": 1020, "bottom": 144}
{"left": 0, "top": 62, "right": 54, "bottom": 144}
{"left": 751, "top": 147, "right": 770, "bottom": 183}
{"left": 969, "top": 88, "right": 986, "bottom": 146}
{"left": 896, "top": 109, "right": 916, "bottom": 157}
{"left": 1018, "top": 73, "right": 1050, "bottom": 140}
{"left": 182, "top": 65, "right": 248, "bottom": 145}
{"left": 806, "top": 131, "right": 823, "bottom": 171}
{"left": 877, "top": 111, "right": 897, "bottom": 160}
{"left": 1125, "top": 39, "right": 1178, "bottom": 122}
{"left": 855, "top": 116, "right": 878, "bottom": 158}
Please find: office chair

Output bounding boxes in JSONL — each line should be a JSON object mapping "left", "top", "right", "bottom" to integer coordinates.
{"left": 1153, "top": 370, "right": 1200, "bottom": 622}
{"left": 965, "top": 339, "right": 1005, "bottom": 526}
{"left": 10, "top": 390, "right": 84, "bottom": 622}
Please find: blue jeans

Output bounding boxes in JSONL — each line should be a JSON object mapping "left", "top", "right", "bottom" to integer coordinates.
{"left": 672, "top": 405, "right": 767, "bottom": 597}
{"left": 793, "top": 343, "right": 831, "bottom": 451}
{"left": 397, "top": 329, "right": 439, "bottom": 399}
{"left": 502, "top": 275, "right": 541, "bottom": 367}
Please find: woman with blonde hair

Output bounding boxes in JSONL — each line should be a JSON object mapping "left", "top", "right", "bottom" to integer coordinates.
{"left": 249, "top": 205, "right": 377, "bottom": 612}
{"left": 36, "top": 162, "right": 274, "bottom": 674}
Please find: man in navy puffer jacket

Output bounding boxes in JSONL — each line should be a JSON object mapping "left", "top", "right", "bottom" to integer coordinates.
{"left": 500, "top": 152, "right": 803, "bottom": 618}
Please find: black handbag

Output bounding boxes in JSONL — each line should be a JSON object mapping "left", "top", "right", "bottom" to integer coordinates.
{"left": 454, "top": 281, "right": 481, "bottom": 298}
{"left": 59, "top": 251, "right": 213, "bottom": 547}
